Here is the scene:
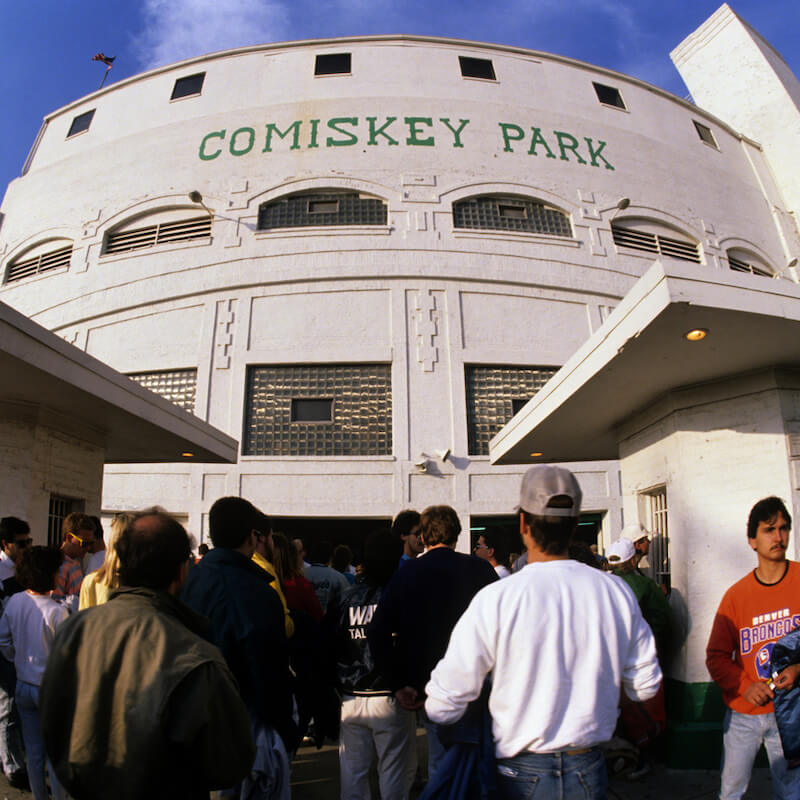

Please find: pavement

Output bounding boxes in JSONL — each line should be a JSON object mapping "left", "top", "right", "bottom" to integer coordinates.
{"left": 0, "top": 731, "right": 774, "bottom": 798}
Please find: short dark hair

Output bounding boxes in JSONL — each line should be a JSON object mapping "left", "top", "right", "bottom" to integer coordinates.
{"left": 747, "top": 497, "right": 792, "bottom": 539}
{"left": 89, "top": 515, "right": 104, "bottom": 543}
{"left": 116, "top": 511, "right": 191, "bottom": 590}
{"left": 208, "top": 496, "right": 270, "bottom": 549}
{"left": 362, "top": 529, "right": 401, "bottom": 587}
{"left": 16, "top": 546, "right": 63, "bottom": 593}
{"left": 331, "top": 544, "right": 353, "bottom": 573}
{"left": 420, "top": 506, "right": 461, "bottom": 547}
{"left": 0, "top": 517, "right": 30, "bottom": 547}
{"left": 308, "top": 539, "right": 334, "bottom": 564}
{"left": 62, "top": 512, "right": 94, "bottom": 540}
{"left": 481, "top": 529, "right": 509, "bottom": 565}
{"left": 522, "top": 510, "right": 578, "bottom": 556}
{"left": 392, "top": 510, "right": 420, "bottom": 539}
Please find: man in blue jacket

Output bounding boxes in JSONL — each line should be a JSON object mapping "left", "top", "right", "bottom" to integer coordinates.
{"left": 182, "top": 496, "right": 298, "bottom": 793}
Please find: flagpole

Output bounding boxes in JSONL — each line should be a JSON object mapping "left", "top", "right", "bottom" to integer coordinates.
{"left": 99, "top": 66, "right": 111, "bottom": 90}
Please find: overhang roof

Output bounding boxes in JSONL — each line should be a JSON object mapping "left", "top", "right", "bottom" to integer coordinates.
{"left": 1, "top": 301, "right": 238, "bottom": 463}
{"left": 490, "top": 260, "right": 800, "bottom": 465}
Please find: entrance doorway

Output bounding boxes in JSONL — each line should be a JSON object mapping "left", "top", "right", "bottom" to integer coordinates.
{"left": 270, "top": 516, "right": 392, "bottom": 563}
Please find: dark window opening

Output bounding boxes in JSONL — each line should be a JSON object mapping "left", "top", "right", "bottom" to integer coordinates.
{"left": 459, "top": 56, "right": 496, "bottom": 80}
{"left": 258, "top": 192, "right": 387, "bottom": 229}
{"left": 511, "top": 398, "right": 529, "bottom": 415}
{"left": 291, "top": 398, "right": 333, "bottom": 422}
{"left": 67, "top": 110, "right": 95, "bottom": 138}
{"left": 498, "top": 204, "right": 527, "bottom": 220}
{"left": 315, "top": 53, "right": 351, "bottom": 75}
{"left": 693, "top": 121, "right": 717, "bottom": 148}
{"left": 48, "top": 495, "right": 84, "bottom": 548}
{"left": 171, "top": 72, "right": 205, "bottom": 100}
{"left": 593, "top": 82, "right": 626, "bottom": 109}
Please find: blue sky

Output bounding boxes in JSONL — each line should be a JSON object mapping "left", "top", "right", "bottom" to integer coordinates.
{"left": 1, "top": 0, "right": 798, "bottom": 198}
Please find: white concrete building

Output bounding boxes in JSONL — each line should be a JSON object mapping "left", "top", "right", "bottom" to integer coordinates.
{"left": 1, "top": 4, "right": 800, "bottom": 764}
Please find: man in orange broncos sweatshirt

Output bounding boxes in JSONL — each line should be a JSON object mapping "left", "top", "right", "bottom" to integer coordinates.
{"left": 706, "top": 496, "right": 800, "bottom": 800}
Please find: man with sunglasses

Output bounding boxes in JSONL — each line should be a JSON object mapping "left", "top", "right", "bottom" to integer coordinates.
{"left": 0, "top": 518, "right": 32, "bottom": 790}
{"left": 53, "top": 513, "right": 95, "bottom": 613}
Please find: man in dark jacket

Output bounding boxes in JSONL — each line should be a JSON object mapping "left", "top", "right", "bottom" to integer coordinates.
{"left": 367, "top": 505, "right": 497, "bottom": 779}
{"left": 182, "top": 497, "right": 298, "bottom": 768}
{"left": 331, "top": 529, "right": 415, "bottom": 800}
{"left": 39, "top": 510, "right": 254, "bottom": 800}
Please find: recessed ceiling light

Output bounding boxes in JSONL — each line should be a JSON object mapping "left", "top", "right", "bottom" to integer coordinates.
{"left": 684, "top": 328, "right": 708, "bottom": 342}
{"left": 181, "top": 451, "right": 194, "bottom": 458}
{"left": 529, "top": 452, "right": 543, "bottom": 457}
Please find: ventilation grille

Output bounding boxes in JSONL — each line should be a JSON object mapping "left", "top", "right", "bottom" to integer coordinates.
{"left": 105, "top": 217, "right": 211, "bottom": 255}
{"left": 729, "top": 255, "right": 772, "bottom": 277}
{"left": 6, "top": 244, "right": 72, "bottom": 283}
{"left": 466, "top": 365, "right": 558, "bottom": 456}
{"left": 244, "top": 364, "right": 392, "bottom": 456}
{"left": 127, "top": 368, "right": 197, "bottom": 412}
{"left": 612, "top": 225, "right": 701, "bottom": 263}
{"left": 258, "top": 192, "right": 387, "bottom": 230}
{"left": 454, "top": 196, "right": 572, "bottom": 237}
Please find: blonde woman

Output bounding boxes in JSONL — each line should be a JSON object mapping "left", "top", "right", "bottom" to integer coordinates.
{"left": 79, "top": 513, "right": 134, "bottom": 610}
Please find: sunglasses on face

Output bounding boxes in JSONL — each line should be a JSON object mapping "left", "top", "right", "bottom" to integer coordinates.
{"left": 12, "top": 538, "right": 32, "bottom": 548}
{"left": 69, "top": 533, "right": 92, "bottom": 550}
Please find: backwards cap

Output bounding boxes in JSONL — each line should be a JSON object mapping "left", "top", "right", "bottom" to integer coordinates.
{"left": 518, "top": 465, "right": 582, "bottom": 518}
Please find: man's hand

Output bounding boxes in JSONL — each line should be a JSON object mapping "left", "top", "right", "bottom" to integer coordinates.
{"left": 743, "top": 681, "right": 774, "bottom": 706}
{"left": 395, "top": 686, "right": 424, "bottom": 711}
{"left": 774, "top": 664, "right": 800, "bottom": 691}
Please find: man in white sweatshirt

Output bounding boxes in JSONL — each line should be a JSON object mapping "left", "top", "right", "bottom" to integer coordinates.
{"left": 425, "top": 466, "right": 662, "bottom": 798}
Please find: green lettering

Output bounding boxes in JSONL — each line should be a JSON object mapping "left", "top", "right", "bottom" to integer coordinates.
{"left": 199, "top": 129, "right": 225, "bottom": 161}
{"left": 229, "top": 127, "right": 255, "bottom": 157}
{"left": 554, "top": 131, "right": 587, "bottom": 164}
{"left": 528, "top": 128, "right": 557, "bottom": 159}
{"left": 585, "top": 137, "right": 615, "bottom": 170}
{"left": 366, "top": 116, "right": 399, "bottom": 146}
{"left": 308, "top": 119, "right": 320, "bottom": 149}
{"left": 405, "top": 117, "right": 434, "bottom": 146}
{"left": 326, "top": 117, "right": 359, "bottom": 147}
{"left": 439, "top": 118, "right": 470, "bottom": 148}
{"left": 262, "top": 121, "right": 301, "bottom": 152}
{"left": 499, "top": 123, "right": 525, "bottom": 153}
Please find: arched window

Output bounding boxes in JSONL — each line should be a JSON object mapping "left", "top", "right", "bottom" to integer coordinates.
{"left": 104, "top": 209, "right": 211, "bottom": 255}
{"left": 453, "top": 194, "right": 572, "bottom": 237}
{"left": 5, "top": 240, "right": 73, "bottom": 283}
{"left": 611, "top": 218, "right": 701, "bottom": 264}
{"left": 727, "top": 248, "right": 773, "bottom": 277}
{"left": 257, "top": 191, "right": 387, "bottom": 230}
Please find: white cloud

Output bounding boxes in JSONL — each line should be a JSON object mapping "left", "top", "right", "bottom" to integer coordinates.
{"left": 133, "top": 0, "right": 291, "bottom": 70}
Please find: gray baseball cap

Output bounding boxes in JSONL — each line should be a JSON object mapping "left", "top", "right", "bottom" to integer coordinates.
{"left": 518, "top": 465, "right": 582, "bottom": 518}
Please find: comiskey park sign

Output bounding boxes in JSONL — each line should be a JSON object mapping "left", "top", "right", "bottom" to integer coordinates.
{"left": 198, "top": 116, "right": 615, "bottom": 170}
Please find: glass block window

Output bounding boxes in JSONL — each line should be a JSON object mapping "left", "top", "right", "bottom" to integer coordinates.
{"left": 459, "top": 56, "right": 496, "bottom": 80}
{"left": 258, "top": 192, "right": 387, "bottom": 230}
{"left": 67, "top": 110, "right": 95, "bottom": 138}
{"left": 453, "top": 195, "right": 572, "bottom": 237}
{"left": 315, "top": 53, "right": 351, "bottom": 75}
{"left": 466, "top": 365, "right": 558, "bottom": 455}
{"left": 593, "top": 82, "right": 626, "bottom": 109}
{"left": 612, "top": 223, "right": 701, "bottom": 263}
{"left": 104, "top": 216, "right": 211, "bottom": 255}
{"left": 127, "top": 368, "right": 197, "bottom": 412}
{"left": 244, "top": 364, "right": 392, "bottom": 456}
{"left": 171, "top": 72, "right": 205, "bottom": 100}
{"left": 5, "top": 243, "right": 72, "bottom": 283}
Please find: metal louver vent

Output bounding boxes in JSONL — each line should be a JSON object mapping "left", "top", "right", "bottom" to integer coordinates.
{"left": 105, "top": 217, "right": 211, "bottom": 255}
{"left": 6, "top": 244, "right": 72, "bottom": 283}
{"left": 612, "top": 224, "right": 700, "bottom": 264}
{"left": 728, "top": 255, "right": 772, "bottom": 277}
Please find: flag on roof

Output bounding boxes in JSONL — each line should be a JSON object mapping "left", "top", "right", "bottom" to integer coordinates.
{"left": 92, "top": 53, "right": 115, "bottom": 68}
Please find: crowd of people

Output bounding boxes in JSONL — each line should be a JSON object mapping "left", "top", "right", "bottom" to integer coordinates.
{"left": 0, "top": 466, "right": 798, "bottom": 799}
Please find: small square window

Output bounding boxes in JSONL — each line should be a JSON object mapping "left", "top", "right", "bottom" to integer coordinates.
{"left": 67, "top": 110, "right": 95, "bottom": 138}
{"left": 291, "top": 398, "right": 334, "bottom": 422}
{"left": 459, "top": 56, "right": 496, "bottom": 81}
{"left": 693, "top": 121, "right": 718, "bottom": 148}
{"left": 171, "top": 72, "right": 205, "bottom": 100}
{"left": 315, "top": 53, "right": 351, "bottom": 76}
{"left": 593, "top": 82, "right": 626, "bottom": 110}
{"left": 498, "top": 204, "right": 527, "bottom": 220}
{"left": 308, "top": 199, "right": 339, "bottom": 214}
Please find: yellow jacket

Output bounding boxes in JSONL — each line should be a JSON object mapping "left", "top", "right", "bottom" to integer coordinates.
{"left": 251, "top": 551, "right": 295, "bottom": 638}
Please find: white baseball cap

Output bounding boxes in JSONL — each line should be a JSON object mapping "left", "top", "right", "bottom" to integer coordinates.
{"left": 607, "top": 538, "right": 636, "bottom": 563}
{"left": 621, "top": 522, "right": 650, "bottom": 543}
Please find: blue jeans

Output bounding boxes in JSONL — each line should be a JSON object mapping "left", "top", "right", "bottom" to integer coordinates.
{"left": 0, "top": 657, "right": 24, "bottom": 778}
{"left": 497, "top": 749, "right": 607, "bottom": 799}
{"left": 720, "top": 709, "right": 800, "bottom": 800}
{"left": 16, "top": 681, "right": 65, "bottom": 800}
{"left": 421, "top": 707, "right": 447, "bottom": 780}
